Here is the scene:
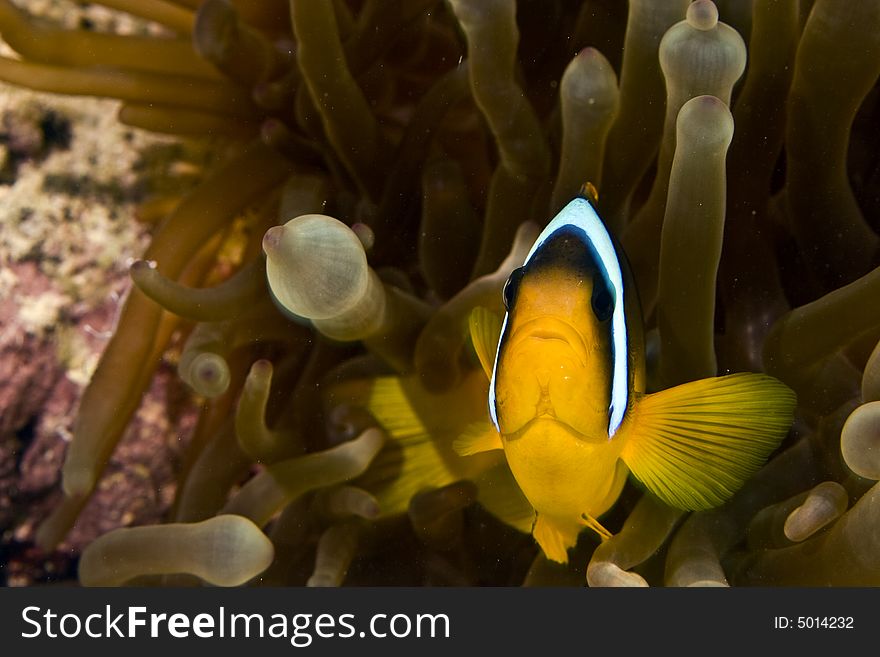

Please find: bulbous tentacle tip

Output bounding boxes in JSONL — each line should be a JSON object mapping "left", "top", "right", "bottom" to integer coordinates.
{"left": 783, "top": 481, "right": 848, "bottom": 542}
{"left": 264, "top": 214, "right": 373, "bottom": 323}
{"left": 587, "top": 561, "right": 649, "bottom": 587}
{"left": 60, "top": 466, "right": 96, "bottom": 499}
{"left": 563, "top": 47, "right": 618, "bottom": 104}
{"left": 128, "top": 259, "right": 158, "bottom": 290}
{"left": 862, "top": 339, "right": 880, "bottom": 402}
{"left": 685, "top": 579, "right": 729, "bottom": 587}
{"left": 677, "top": 94, "right": 735, "bottom": 150}
{"left": 262, "top": 224, "right": 285, "bottom": 256}
{"left": 193, "top": 0, "right": 237, "bottom": 57}
{"left": 687, "top": 0, "right": 719, "bottom": 31}
{"left": 321, "top": 486, "right": 381, "bottom": 520}
{"left": 692, "top": 93, "right": 724, "bottom": 109}
{"left": 577, "top": 46, "right": 599, "bottom": 59}
{"left": 129, "top": 258, "right": 156, "bottom": 274}
{"left": 189, "top": 352, "right": 231, "bottom": 398}
{"left": 571, "top": 46, "right": 616, "bottom": 83}
{"left": 351, "top": 222, "right": 375, "bottom": 251}
{"left": 252, "top": 357, "right": 273, "bottom": 374}
{"left": 841, "top": 401, "right": 880, "bottom": 480}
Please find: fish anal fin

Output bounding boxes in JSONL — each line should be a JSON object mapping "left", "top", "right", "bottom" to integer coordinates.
{"left": 621, "top": 373, "right": 796, "bottom": 511}
{"left": 468, "top": 306, "right": 502, "bottom": 380}
{"left": 533, "top": 514, "right": 579, "bottom": 564}
{"left": 453, "top": 421, "right": 503, "bottom": 456}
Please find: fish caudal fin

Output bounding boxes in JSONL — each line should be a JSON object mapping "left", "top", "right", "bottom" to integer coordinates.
{"left": 621, "top": 373, "right": 796, "bottom": 511}
{"left": 453, "top": 421, "right": 503, "bottom": 456}
{"left": 468, "top": 306, "right": 503, "bottom": 380}
{"left": 533, "top": 514, "right": 580, "bottom": 564}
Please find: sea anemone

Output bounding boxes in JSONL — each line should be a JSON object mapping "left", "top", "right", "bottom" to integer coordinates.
{"left": 1, "top": 0, "right": 879, "bottom": 586}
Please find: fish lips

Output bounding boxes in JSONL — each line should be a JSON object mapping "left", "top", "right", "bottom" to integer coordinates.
{"left": 506, "top": 316, "right": 590, "bottom": 367}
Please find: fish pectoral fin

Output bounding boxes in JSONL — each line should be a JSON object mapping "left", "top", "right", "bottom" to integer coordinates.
{"left": 453, "top": 421, "right": 503, "bottom": 456}
{"left": 533, "top": 514, "right": 579, "bottom": 564}
{"left": 580, "top": 513, "right": 613, "bottom": 541}
{"left": 468, "top": 306, "right": 503, "bottom": 380}
{"left": 621, "top": 373, "right": 796, "bottom": 511}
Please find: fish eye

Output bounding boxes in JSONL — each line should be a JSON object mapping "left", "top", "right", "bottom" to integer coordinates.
{"left": 502, "top": 267, "right": 525, "bottom": 310}
{"left": 591, "top": 280, "right": 615, "bottom": 322}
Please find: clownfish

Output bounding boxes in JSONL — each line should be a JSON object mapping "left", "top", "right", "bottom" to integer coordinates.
{"left": 457, "top": 188, "right": 796, "bottom": 563}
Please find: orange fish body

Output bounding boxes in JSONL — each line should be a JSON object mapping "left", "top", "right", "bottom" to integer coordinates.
{"left": 462, "top": 193, "right": 796, "bottom": 563}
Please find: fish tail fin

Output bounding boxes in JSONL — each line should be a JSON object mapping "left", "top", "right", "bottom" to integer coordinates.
{"left": 621, "top": 373, "right": 796, "bottom": 511}
{"left": 533, "top": 514, "right": 581, "bottom": 564}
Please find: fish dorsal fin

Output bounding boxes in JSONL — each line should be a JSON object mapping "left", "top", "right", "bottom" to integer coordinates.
{"left": 453, "top": 420, "right": 503, "bottom": 456}
{"left": 468, "top": 306, "right": 503, "bottom": 380}
{"left": 621, "top": 373, "right": 796, "bottom": 510}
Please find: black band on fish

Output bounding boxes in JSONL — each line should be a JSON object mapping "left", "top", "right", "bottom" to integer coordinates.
{"left": 490, "top": 196, "right": 629, "bottom": 438}
{"left": 502, "top": 267, "right": 525, "bottom": 311}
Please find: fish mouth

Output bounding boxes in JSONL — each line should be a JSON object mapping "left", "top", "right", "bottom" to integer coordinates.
{"left": 509, "top": 316, "right": 589, "bottom": 366}
{"left": 504, "top": 416, "right": 604, "bottom": 444}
